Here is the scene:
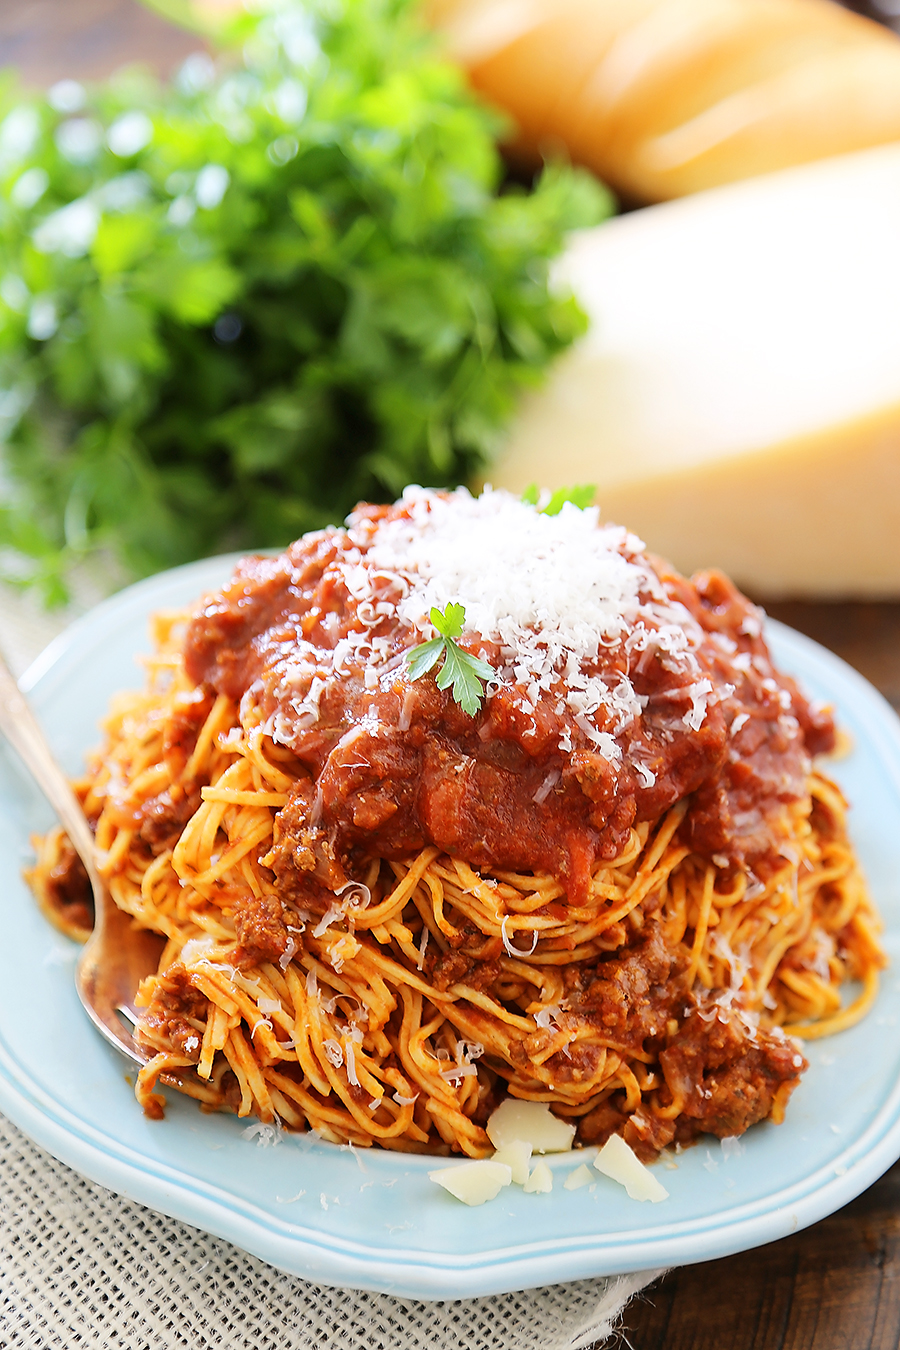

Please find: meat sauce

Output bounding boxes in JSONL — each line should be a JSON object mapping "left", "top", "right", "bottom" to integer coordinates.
{"left": 168, "top": 492, "right": 830, "bottom": 1147}
{"left": 184, "top": 499, "right": 833, "bottom": 903}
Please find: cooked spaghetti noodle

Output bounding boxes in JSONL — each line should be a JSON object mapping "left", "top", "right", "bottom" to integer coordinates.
{"left": 28, "top": 488, "right": 884, "bottom": 1158}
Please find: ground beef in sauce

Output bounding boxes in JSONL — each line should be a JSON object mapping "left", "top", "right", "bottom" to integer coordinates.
{"left": 562, "top": 925, "right": 676, "bottom": 1051}
{"left": 232, "top": 893, "right": 290, "bottom": 968}
{"left": 137, "top": 786, "right": 201, "bottom": 852}
{"left": 659, "top": 1007, "right": 806, "bottom": 1138}
{"left": 40, "top": 835, "right": 94, "bottom": 937}
{"left": 576, "top": 982, "right": 806, "bottom": 1160}
{"left": 550, "top": 924, "right": 807, "bottom": 1156}
{"left": 137, "top": 972, "right": 207, "bottom": 1062}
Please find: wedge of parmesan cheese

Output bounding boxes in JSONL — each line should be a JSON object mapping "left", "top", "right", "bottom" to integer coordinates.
{"left": 486, "top": 1099, "right": 576, "bottom": 1154}
{"left": 593, "top": 1134, "right": 669, "bottom": 1202}
{"left": 490, "top": 142, "right": 900, "bottom": 598}
{"left": 429, "top": 1160, "right": 512, "bottom": 1205}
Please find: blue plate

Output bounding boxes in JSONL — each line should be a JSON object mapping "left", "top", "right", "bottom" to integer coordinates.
{"left": 1, "top": 556, "right": 899, "bottom": 1300}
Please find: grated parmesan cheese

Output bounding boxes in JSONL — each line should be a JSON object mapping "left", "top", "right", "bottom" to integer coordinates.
{"left": 500, "top": 916, "right": 539, "bottom": 958}
{"left": 277, "top": 935, "right": 299, "bottom": 972}
{"left": 284, "top": 486, "right": 716, "bottom": 755}
{"left": 178, "top": 935, "right": 216, "bottom": 966}
{"left": 393, "top": 1090, "right": 419, "bottom": 1107}
{"left": 313, "top": 904, "right": 344, "bottom": 938}
{"left": 241, "top": 1121, "right": 283, "bottom": 1147}
{"left": 440, "top": 1063, "right": 478, "bottom": 1082}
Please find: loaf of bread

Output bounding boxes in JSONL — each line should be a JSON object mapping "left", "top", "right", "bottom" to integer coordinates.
{"left": 426, "top": 0, "right": 900, "bottom": 201}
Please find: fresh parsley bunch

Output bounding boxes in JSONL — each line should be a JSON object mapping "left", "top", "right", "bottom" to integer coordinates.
{"left": 0, "top": 0, "right": 612, "bottom": 603}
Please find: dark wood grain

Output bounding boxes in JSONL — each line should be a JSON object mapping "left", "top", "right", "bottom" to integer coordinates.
{"left": 765, "top": 602, "right": 900, "bottom": 716}
{"left": 0, "top": 0, "right": 200, "bottom": 86}
{"left": 6, "top": 5, "right": 900, "bottom": 1348}
{"left": 625, "top": 1157, "right": 900, "bottom": 1350}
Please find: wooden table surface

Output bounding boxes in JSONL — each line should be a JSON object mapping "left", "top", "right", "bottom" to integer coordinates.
{"left": 4, "top": 4, "right": 900, "bottom": 1347}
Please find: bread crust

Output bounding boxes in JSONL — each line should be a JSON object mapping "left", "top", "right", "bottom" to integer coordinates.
{"left": 427, "top": 0, "right": 900, "bottom": 200}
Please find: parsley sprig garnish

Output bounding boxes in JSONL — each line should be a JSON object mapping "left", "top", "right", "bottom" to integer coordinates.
{"left": 406, "top": 603, "right": 494, "bottom": 716}
{"left": 521, "top": 483, "right": 596, "bottom": 514}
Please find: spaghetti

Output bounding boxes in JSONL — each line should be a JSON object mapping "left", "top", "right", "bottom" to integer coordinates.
{"left": 28, "top": 488, "right": 884, "bottom": 1159}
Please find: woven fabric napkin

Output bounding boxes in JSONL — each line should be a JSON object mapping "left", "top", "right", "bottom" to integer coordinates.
{"left": 0, "top": 583, "right": 660, "bottom": 1348}
{"left": 0, "top": 1112, "right": 658, "bottom": 1350}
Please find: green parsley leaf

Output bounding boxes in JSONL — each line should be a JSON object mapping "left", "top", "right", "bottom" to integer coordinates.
{"left": 406, "top": 602, "right": 494, "bottom": 716}
{"left": 429, "top": 601, "right": 465, "bottom": 639}
{"left": 405, "top": 636, "right": 444, "bottom": 682}
{"left": 541, "top": 485, "right": 597, "bottom": 515}
{"left": 521, "top": 484, "right": 596, "bottom": 515}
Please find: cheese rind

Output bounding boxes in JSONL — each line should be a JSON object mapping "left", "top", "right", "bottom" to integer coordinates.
{"left": 490, "top": 143, "right": 900, "bottom": 597}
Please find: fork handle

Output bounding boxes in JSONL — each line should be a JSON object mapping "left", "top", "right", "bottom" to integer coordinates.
{"left": 0, "top": 651, "right": 99, "bottom": 884}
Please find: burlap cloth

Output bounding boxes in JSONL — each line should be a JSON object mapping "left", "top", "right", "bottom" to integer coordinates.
{"left": 0, "top": 584, "right": 662, "bottom": 1349}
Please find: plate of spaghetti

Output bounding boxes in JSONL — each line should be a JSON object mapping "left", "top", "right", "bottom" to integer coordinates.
{"left": 3, "top": 485, "right": 900, "bottom": 1299}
